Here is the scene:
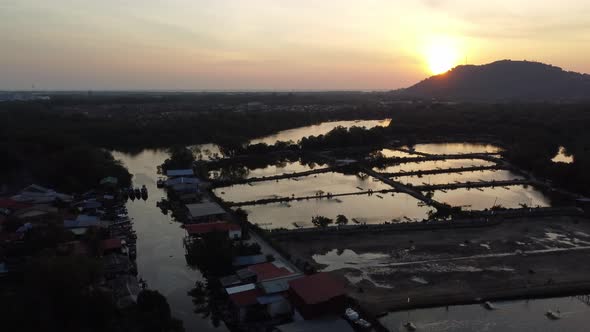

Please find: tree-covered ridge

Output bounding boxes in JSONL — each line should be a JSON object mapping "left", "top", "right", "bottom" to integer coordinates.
{"left": 401, "top": 60, "right": 590, "bottom": 101}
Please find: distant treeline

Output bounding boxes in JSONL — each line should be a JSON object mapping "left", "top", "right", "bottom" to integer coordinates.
{"left": 261, "top": 103, "right": 590, "bottom": 195}
{"left": 2, "top": 96, "right": 590, "bottom": 194}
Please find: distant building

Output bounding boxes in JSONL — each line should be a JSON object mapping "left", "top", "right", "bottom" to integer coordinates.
{"left": 11, "top": 184, "right": 72, "bottom": 204}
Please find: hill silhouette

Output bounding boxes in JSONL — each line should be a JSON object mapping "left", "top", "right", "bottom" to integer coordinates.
{"left": 401, "top": 60, "right": 590, "bottom": 101}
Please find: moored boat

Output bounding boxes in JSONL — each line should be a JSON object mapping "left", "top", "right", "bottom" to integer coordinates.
{"left": 546, "top": 310, "right": 561, "bottom": 320}
{"left": 404, "top": 322, "right": 417, "bottom": 331}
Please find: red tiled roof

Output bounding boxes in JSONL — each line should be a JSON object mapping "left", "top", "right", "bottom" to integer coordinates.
{"left": 0, "top": 199, "right": 32, "bottom": 211}
{"left": 288, "top": 273, "right": 346, "bottom": 305}
{"left": 229, "top": 288, "right": 263, "bottom": 307}
{"left": 100, "top": 238, "right": 122, "bottom": 251}
{"left": 248, "top": 262, "right": 294, "bottom": 281}
{"left": 184, "top": 222, "right": 240, "bottom": 235}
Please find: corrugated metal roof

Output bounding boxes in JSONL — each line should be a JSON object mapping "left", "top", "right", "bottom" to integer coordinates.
{"left": 166, "top": 169, "right": 194, "bottom": 177}
{"left": 220, "top": 275, "right": 241, "bottom": 287}
{"left": 232, "top": 254, "right": 266, "bottom": 267}
{"left": 226, "top": 283, "right": 256, "bottom": 295}
{"left": 166, "top": 177, "right": 200, "bottom": 186}
{"left": 248, "top": 261, "right": 295, "bottom": 281}
{"left": 288, "top": 272, "right": 345, "bottom": 305}
{"left": 256, "top": 294, "right": 285, "bottom": 305}
{"left": 229, "top": 288, "right": 263, "bottom": 307}
{"left": 186, "top": 201, "right": 226, "bottom": 218}
{"left": 259, "top": 274, "right": 303, "bottom": 294}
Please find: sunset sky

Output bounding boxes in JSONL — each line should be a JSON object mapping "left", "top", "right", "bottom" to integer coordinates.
{"left": 1, "top": 0, "right": 589, "bottom": 90}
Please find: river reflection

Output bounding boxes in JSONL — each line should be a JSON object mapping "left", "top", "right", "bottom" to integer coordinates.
{"left": 112, "top": 150, "right": 227, "bottom": 332}
{"left": 380, "top": 296, "right": 590, "bottom": 332}
{"left": 412, "top": 143, "right": 503, "bottom": 155}
{"left": 250, "top": 119, "right": 391, "bottom": 145}
{"left": 552, "top": 146, "right": 574, "bottom": 164}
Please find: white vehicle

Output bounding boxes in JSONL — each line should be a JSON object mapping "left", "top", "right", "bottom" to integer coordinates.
{"left": 345, "top": 308, "right": 359, "bottom": 321}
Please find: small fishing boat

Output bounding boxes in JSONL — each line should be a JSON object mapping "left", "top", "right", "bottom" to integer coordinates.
{"left": 404, "top": 322, "right": 417, "bottom": 331}
{"left": 355, "top": 319, "right": 371, "bottom": 329}
{"left": 345, "top": 308, "right": 359, "bottom": 321}
{"left": 483, "top": 301, "right": 497, "bottom": 310}
{"left": 546, "top": 310, "right": 561, "bottom": 320}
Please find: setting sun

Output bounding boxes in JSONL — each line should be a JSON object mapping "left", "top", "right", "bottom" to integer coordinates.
{"left": 425, "top": 39, "right": 461, "bottom": 75}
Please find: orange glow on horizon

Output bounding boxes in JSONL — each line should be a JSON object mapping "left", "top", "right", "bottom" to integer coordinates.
{"left": 424, "top": 38, "right": 462, "bottom": 75}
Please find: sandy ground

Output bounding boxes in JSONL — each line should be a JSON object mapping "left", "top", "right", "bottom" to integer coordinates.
{"left": 275, "top": 216, "right": 590, "bottom": 315}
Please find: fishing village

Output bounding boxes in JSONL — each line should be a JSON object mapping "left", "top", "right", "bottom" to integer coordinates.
{"left": 98, "top": 123, "right": 590, "bottom": 331}
{"left": 4, "top": 109, "right": 590, "bottom": 331}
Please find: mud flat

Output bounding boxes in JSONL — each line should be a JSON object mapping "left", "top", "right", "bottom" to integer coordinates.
{"left": 274, "top": 216, "right": 590, "bottom": 315}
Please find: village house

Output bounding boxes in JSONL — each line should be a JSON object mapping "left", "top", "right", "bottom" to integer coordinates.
{"left": 226, "top": 283, "right": 264, "bottom": 322}
{"left": 287, "top": 272, "right": 347, "bottom": 320}
{"left": 185, "top": 201, "right": 227, "bottom": 222}
{"left": 224, "top": 260, "right": 303, "bottom": 323}
{"left": 232, "top": 254, "right": 267, "bottom": 268}
{"left": 184, "top": 221, "right": 242, "bottom": 240}
{"left": 11, "top": 184, "right": 72, "bottom": 204}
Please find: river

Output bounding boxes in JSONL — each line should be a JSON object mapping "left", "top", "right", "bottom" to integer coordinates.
{"left": 112, "top": 150, "right": 228, "bottom": 332}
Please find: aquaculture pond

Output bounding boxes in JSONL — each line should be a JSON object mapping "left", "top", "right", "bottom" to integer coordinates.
{"left": 239, "top": 193, "right": 432, "bottom": 229}
{"left": 374, "top": 148, "right": 422, "bottom": 158}
{"left": 250, "top": 119, "right": 391, "bottom": 145}
{"left": 374, "top": 158, "right": 496, "bottom": 174}
{"left": 394, "top": 169, "right": 524, "bottom": 186}
{"left": 208, "top": 160, "right": 328, "bottom": 180}
{"left": 379, "top": 296, "right": 590, "bottom": 332}
{"left": 429, "top": 185, "right": 552, "bottom": 210}
{"left": 412, "top": 143, "right": 503, "bottom": 155}
{"left": 552, "top": 146, "right": 574, "bottom": 164}
{"left": 214, "top": 172, "right": 392, "bottom": 203}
